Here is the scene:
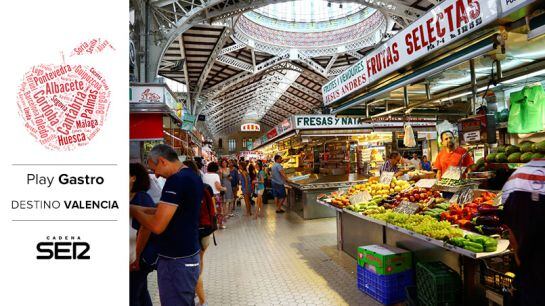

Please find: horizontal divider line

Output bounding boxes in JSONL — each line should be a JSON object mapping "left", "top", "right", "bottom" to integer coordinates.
{"left": 12, "top": 164, "right": 118, "bottom": 166}
{"left": 11, "top": 219, "right": 118, "bottom": 222}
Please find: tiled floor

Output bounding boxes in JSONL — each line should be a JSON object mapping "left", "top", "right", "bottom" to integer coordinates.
{"left": 147, "top": 203, "right": 380, "bottom": 306}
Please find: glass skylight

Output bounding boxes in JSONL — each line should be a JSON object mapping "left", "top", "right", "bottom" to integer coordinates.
{"left": 254, "top": 0, "right": 365, "bottom": 23}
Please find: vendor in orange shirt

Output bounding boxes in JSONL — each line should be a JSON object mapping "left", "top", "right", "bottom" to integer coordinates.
{"left": 434, "top": 131, "right": 474, "bottom": 179}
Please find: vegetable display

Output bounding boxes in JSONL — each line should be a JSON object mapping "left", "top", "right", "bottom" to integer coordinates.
{"left": 371, "top": 211, "right": 463, "bottom": 240}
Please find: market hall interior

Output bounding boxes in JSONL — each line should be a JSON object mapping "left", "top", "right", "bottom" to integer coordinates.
{"left": 129, "top": 0, "right": 545, "bottom": 305}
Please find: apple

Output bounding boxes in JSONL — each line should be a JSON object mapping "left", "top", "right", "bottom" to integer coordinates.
{"left": 16, "top": 43, "right": 112, "bottom": 151}
{"left": 409, "top": 196, "right": 415, "bottom": 202}
{"left": 414, "top": 194, "right": 420, "bottom": 201}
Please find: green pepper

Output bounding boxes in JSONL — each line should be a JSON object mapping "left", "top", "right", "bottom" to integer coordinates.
{"left": 450, "top": 237, "right": 466, "bottom": 247}
{"left": 483, "top": 237, "right": 498, "bottom": 252}
{"left": 463, "top": 241, "right": 484, "bottom": 253}
{"left": 465, "top": 234, "right": 487, "bottom": 245}
{"left": 437, "top": 203, "right": 450, "bottom": 210}
{"left": 484, "top": 244, "right": 497, "bottom": 252}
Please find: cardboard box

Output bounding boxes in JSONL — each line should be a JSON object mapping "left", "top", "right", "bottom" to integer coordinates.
{"left": 358, "top": 244, "right": 412, "bottom": 275}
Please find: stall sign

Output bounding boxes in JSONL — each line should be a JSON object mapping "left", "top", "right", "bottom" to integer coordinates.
{"left": 181, "top": 114, "right": 196, "bottom": 131}
{"left": 463, "top": 130, "right": 481, "bottom": 142}
{"left": 241, "top": 123, "right": 261, "bottom": 132}
{"left": 266, "top": 127, "right": 278, "bottom": 140}
{"left": 322, "top": 0, "right": 499, "bottom": 105}
{"left": 130, "top": 85, "right": 164, "bottom": 103}
{"left": 294, "top": 115, "right": 372, "bottom": 129}
{"left": 277, "top": 118, "right": 293, "bottom": 134}
{"left": 500, "top": 0, "right": 533, "bottom": 15}
{"left": 372, "top": 117, "right": 436, "bottom": 128}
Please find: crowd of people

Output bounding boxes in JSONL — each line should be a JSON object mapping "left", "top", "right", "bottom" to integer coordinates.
{"left": 129, "top": 144, "right": 289, "bottom": 306}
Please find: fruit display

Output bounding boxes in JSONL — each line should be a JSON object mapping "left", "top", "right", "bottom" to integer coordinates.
{"left": 348, "top": 177, "right": 410, "bottom": 197}
{"left": 327, "top": 192, "right": 351, "bottom": 209}
{"left": 346, "top": 197, "right": 388, "bottom": 215}
{"left": 385, "top": 188, "right": 444, "bottom": 208}
{"left": 449, "top": 234, "right": 498, "bottom": 252}
{"left": 486, "top": 140, "right": 545, "bottom": 164}
{"left": 371, "top": 211, "right": 463, "bottom": 240}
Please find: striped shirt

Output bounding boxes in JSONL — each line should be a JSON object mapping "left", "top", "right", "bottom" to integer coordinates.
{"left": 381, "top": 159, "right": 399, "bottom": 174}
{"left": 501, "top": 158, "right": 545, "bottom": 203}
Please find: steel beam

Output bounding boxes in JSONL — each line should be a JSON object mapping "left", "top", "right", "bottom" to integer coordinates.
{"left": 192, "top": 27, "right": 231, "bottom": 113}
{"left": 216, "top": 55, "right": 254, "bottom": 72}
{"left": 289, "top": 82, "right": 322, "bottom": 101}
{"left": 218, "top": 42, "right": 246, "bottom": 55}
{"left": 347, "top": 51, "right": 364, "bottom": 60}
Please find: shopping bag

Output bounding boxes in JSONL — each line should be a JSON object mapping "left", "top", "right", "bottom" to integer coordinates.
{"left": 508, "top": 90, "right": 524, "bottom": 133}
{"left": 521, "top": 85, "right": 545, "bottom": 133}
{"left": 508, "top": 85, "right": 545, "bottom": 133}
{"left": 403, "top": 124, "right": 416, "bottom": 147}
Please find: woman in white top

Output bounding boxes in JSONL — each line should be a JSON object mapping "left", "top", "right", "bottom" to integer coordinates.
{"left": 202, "top": 162, "right": 227, "bottom": 229}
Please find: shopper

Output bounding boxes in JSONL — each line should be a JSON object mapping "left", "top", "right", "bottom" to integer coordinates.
{"left": 183, "top": 160, "right": 215, "bottom": 306}
{"left": 229, "top": 160, "right": 240, "bottom": 214}
{"left": 409, "top": 153, "right": 422, "bottom": 170}
{"left": 500, "top": 158, "right": 545, "bottom": 305}
{"left": 219, "top": 159, "right": 234, "bottom": 218}
{"left": 248, "top": 162, "right": 257, "bottom": 205}
{"left": 380, "top": 151, "right": 404, "bottom": 177}
{"left": 271, "top": 155, "right": 288, "bottom": 213}
{"left": 239, "top": 161, "right": 253, "bottom": 216}
{"left": 194, "top": 156, "right": 206, "bottom": 177}
{"left": 130, "top": 144, "right": 203, "bottom": 306}
{"left": 129, "top": 163, "right": 156, "bottom": 306}
{"left": 255, "top": 162, "right": 266, "bottom": 219}
{"left": 434, "top": 130, "right": 474, "bottom": 179}
{"left": 203, "top": 162, "right": 227, "bottom": 229}
{"left": 421, "top": 155, "right": 432, "bottom": 171}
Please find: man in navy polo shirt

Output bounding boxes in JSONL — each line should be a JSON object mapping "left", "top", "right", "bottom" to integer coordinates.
{"left": 131, "top": 144, "right": 203, "bottom": 306}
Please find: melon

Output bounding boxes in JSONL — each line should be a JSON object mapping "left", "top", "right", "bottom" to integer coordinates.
{"left": 496, "top": 153, "right": 508, "bottom": 163}
{"left": 507, "top": 152, "right": 522, "bottom": 163}
{"left": 532, "top": 152, "right": 544, "bottom": 160}
{"left": 505, "top": 145, "right": 520, "bottom": 156}
{"left": 534, "top": 140, "right": 545, "bottom": 153}
{"left": 520, "top": 142, "right": 534, "bottom": 153}
{"left": 521, "top": 152, "right": 534, "bottom": 163}
{"left": 486, "top": 153, "right": 497, "bottom": 162}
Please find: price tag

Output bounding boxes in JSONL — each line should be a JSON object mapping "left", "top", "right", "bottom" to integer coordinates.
{"left": 415, "top": 179, "right": 437, "bottom": 188}
{"left": 442, "top": 166, "right": 465, "bottom": 180}
{"left": 379, "top": 172, "right": 395, "bottom": 185}
{"left": 394, "top": 200, "right": 420, "bottom": 214}
{"left": 349, "top": 191, "right": 371, "bottom": 205}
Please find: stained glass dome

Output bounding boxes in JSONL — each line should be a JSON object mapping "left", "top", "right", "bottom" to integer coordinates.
{"left": 254, "top": 0, "right": 366, "bottom": 23}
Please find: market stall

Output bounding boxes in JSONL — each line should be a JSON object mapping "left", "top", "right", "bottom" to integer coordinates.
{"left": 129, "top": 83, "right": 203, "bottom": 162}
{"left": 314, "top": 0, "right": 545, "bottom": 304}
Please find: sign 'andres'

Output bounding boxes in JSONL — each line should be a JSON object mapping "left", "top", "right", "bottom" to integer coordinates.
{"left": 16, "top": 38, "right": 113, "bottom": 150}
{"left": 322, "top": 0, "right": 499, "bottom": 106}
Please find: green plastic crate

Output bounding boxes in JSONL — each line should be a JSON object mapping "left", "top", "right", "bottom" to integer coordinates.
{"left": 416, "top": 261, "right": 462, "bottom": 306}
{"left": 357, "top": 244, "right": 412, "bottom": 275}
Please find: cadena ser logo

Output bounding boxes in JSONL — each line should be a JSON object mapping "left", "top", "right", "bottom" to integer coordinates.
{"left": 36, "top": 235, "right": 90, "bottom": 260}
